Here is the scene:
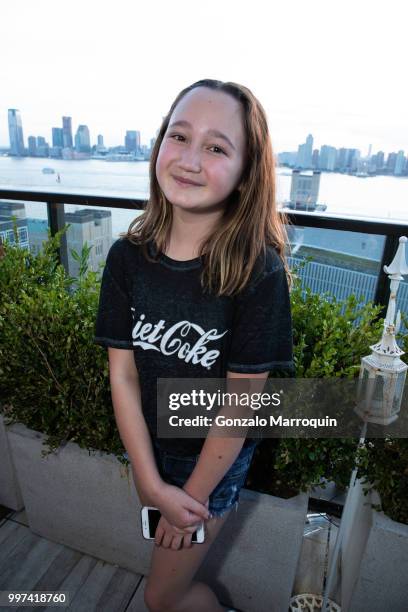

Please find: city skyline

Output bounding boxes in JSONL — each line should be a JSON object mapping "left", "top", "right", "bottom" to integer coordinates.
{"left": 1, "top": 1, "right": 407, "bottom": 155}
{"left": 1, "top": 102, "right": 405, "bottom": 158}
{"left": 5, "top": 108, "right": 407, "bottom": 178}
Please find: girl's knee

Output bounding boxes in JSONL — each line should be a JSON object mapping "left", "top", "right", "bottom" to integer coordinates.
{"left": 144, "top": 580, "right": 182, "bottom": 612}
{"left": 144, "top": 583, "right": 164, "bottom": 612}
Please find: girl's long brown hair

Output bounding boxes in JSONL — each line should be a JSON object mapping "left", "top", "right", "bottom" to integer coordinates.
{"left": 120, "top": 79, "right": 292, "bottom": 296}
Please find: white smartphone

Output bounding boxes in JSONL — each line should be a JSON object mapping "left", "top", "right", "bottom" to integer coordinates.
{"left": 141, "top": 506, "right": 205, "bottom": 543}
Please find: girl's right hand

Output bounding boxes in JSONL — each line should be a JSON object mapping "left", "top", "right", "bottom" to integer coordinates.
{"left": 153, "top": 482, "right": 211, "bottom": 531}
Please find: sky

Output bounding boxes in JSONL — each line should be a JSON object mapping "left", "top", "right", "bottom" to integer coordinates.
{"left": 1, "top": 0, "right": 407, "bottom": 155}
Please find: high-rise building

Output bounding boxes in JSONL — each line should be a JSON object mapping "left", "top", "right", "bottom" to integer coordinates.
{"left": 386, "top": 152, "right": 397, "bottom": 173}
{"left": 289, "top": 170, "right": 321, "bottom": 208}
{"left": 394, "top": 150, "right": 406, "bottom": 176}
{"left": 52, "top": 127, "right": 64, "bottom": 148}
{"left": 312, "top": 149, "right": 319, "bottom": 168}
{"left": 295, "top": 134, "right": 313, "bottom": 169}
{"left": 74, "top": 125, "right": 91, "bottom": 153}
{"left": 8, "top": 109, "right": 25, "bottom": 156}
{"left": 62, "top": 116, "right": 73, "bottom": 148}
{"left": 97, "top": 134, "right": 104, "bottom": 147}
{"left": 349, "top": 149, "right": 360, "bottom": 172}
{"left": 304, "top": 134, "right": 313, "bottom": 168}
{"left": 64, "top": 208, "right": 112, "bottom": 277}
{"left": 346, "top": 149, "right": 360, "bottom": 170}
{"left": 28, "top": 136, "right": 37, "bottom": 156}
{"left": 36, "top": 136, "right": 49, "bottom": 157}
{"left": 336, "top": 148, "right": 349, "bottom": 170}
{"left": 374, "top": 151, "right": 384, "bottom": 171}
{"left": 319, "top": 145, "right": 337, "bottom": 171}
{"left": 125, "top": 130, "right": 141, "bottom": 152}
{"left": 0, "top": 201, "right": 29, "bottom": 249}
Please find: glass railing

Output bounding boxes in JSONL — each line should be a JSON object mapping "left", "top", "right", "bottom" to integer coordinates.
{"left": 1, "top": 189, "right": 407, "bottom": 329}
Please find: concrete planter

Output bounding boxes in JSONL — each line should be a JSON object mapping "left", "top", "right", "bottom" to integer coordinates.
{"left": 347, "top": 488, "right": 408, "bottom": 612}
{"left": 8, "top": 422, "right": 308, "bottom": 612}
{"left": 0, "top": 413, "right": 24, "bottom": 510}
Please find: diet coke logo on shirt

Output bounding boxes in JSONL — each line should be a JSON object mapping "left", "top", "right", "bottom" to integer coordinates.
{"left": 131, "top": 309, "right": 227, "bottom": 369}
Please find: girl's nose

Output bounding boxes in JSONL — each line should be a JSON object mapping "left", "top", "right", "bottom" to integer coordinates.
{"left": 178, "top": 146, "right": 202, "bottom": 173}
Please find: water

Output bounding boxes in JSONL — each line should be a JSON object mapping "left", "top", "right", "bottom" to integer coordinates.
{"left": 0, "top": 156, "right": 407, "bottom": 239}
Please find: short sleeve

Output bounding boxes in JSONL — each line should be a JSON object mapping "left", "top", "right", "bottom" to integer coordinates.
{"left": 94, "top": 239, "right": 134, "bottom": 349}
{"left": 227, "top": 259, "right": 294, "bottom": 374}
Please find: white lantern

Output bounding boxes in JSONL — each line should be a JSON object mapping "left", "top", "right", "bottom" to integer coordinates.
{"left": 355, "top": 236, "right": 408, "bottom": 425}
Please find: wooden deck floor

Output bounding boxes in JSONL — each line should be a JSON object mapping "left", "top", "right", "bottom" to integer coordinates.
{"left": 0, "top": 483, "right": 345, "bottom": 612}
{"left": 0, "top": 507, "right": 148, "bottom": 611}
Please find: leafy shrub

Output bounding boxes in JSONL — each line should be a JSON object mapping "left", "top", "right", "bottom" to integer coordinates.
{"left": 0, "top": 223, "right": 123, "bottom": 458}
{"left": 356, "top": 438, "right": 408, "bottom": 525}
{"left": 247, "top": 260, "right": 407, "bottom": 514}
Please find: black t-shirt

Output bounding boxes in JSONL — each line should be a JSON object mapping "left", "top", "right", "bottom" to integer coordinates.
{"left": 94, "top": 237, "right": 294, "bottom": 455}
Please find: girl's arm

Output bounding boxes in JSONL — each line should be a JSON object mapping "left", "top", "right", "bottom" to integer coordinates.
{"left": 108, "top": 348, "right": 210, "bottom": 527}
{"left": 182, "top": 371, "right": 269, "bottom": 504}
{"left": 108, "top": 347, "right": 163, "bottom": 501}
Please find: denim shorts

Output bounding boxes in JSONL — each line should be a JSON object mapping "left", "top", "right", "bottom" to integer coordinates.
{"left": 124, "top": 440, "right": 258, "bottom": 518}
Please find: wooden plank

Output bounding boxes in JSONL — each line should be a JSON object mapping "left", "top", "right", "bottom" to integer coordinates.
{"left": 32, "top": 546, "right": 83, "bottom": 598}
{"left": 67, "top": 560, "right": 118, "bottom": 612}
{"left": 43, "top": 555, "right": 98, "bottom": 610}
{"left": 97, "top": 567, "right": 142, "bottom": 612}
{"left": 0, "top": 532, "right": 62, "bottom": 591}
{"left": 0, "top": 520, "right": 27, "bottom": 550}
{"left": 0, "top": 521, "right": 145, "bottom": 611}
{"left": 126, "top": 576, "right": 149, "bottom": 612}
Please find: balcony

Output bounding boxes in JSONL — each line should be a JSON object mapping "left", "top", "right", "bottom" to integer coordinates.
{"left": 1, "top": 188, "right": 407, "bottom": 611}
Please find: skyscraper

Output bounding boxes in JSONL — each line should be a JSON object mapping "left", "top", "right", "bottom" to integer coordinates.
{"left": 62, "top": 116, "right": 73, "bottom": 148}
{"left": 374, "top": 151, "right": 384, "bottom": 171}
{"left": 295, "top": 134, "right": 313, "bottom": 169}
{"left": 125, "top": 130, "right": 140, "bottom": 152}
{"left": 35, "top": 136, "right": 49, "bottom": 157}
{"left": 319, "top": 145, "right": 337, "bottom": 171}
{"left": 386, "top": 152, "right": 397, "bottom": 173}
{"left": 394, "top": 150, "right": 406, "bottom": 176}
{"left": 28, "top": 136, "right": 37, "bottom": 157}
{"left": 8, "top": 109, "right": 25, "bottom": 156}
{"left": 52, "top": 127, "right": 64, "bottom": 148}
{"left": 74, "top": 125, "right": 91, "bottom": 153}
{"left": 337, "top": 148, "right": 349, "bottom": 170}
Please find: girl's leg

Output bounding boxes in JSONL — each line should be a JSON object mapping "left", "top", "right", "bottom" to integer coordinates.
{"left": 144, "top": 511, "right": 231, "bottom": 612}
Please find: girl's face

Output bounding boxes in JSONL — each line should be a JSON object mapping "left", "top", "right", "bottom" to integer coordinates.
{"left": 156, "top": 87, "right": 246, "bottom": 213}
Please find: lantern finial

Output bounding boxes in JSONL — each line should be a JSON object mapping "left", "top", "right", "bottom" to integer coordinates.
{"left": 355, "top": 235, "right": 407, "bottom": 424}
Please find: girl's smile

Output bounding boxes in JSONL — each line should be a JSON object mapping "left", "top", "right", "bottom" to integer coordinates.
{"left": 156, "top": 87, "right": 246, "bottom": 213}
{"left": 172, "top": 174, "right": 205, "bottom": 187}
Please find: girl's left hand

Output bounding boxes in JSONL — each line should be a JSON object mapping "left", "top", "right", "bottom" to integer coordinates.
{"left": 154, "top": 515, "right": 195, "bottom": 550}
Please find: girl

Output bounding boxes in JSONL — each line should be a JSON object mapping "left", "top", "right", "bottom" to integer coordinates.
{"left": 94, "top": 79, "right": 294, "bottom": 612}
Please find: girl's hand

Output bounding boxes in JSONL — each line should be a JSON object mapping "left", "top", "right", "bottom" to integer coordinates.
{"left": 154, "top": 483, "right": 211, "bottom": 530}
{"left": 154, "top": 515, "right": 196, "bottom": 550}
{"left": 168, "top": 499, "right": 210, "bottom": 536}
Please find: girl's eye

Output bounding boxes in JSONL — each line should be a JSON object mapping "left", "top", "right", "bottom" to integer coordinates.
{"left": 167, "top": 134, "right": 225, "bottom": 155}
{"left": 168, "top": 133, "right": 185, "bottom": 141}
{"left": 209, "top": 145, "right": 226, "bottom": 155}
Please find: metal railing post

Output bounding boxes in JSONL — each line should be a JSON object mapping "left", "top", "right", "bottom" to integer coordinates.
{"left": 46, "top": 200, "right": 69, "bottom": 273}
{"left": 374, "top": 235, "right": 401, "bottom": 317}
